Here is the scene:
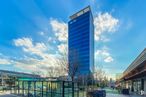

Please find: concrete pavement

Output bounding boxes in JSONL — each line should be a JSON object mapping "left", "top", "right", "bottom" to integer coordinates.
{"left": 107, "top": 93, "right": 129, "bottom": 97}
{"left": 107, "top": 93, "right": 143, "bottom": 97}
{"left": 0, "top": 92, "right": 143, "bottom": 97}
{"left": 0, "top": 94, "right": 19, "bottom": 97}
{"left": 0, "top": 91, "right": 20, "bottom": 97}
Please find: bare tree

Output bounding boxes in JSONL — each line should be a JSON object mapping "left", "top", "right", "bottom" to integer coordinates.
{"left": 46, "top": 66, "right": 65, "bottom": 78}
{"left": 56, "top": 48, "right": 80, "bottom": 81}
{"left": 94, "top": 66, "right": 109, "bottom": 88}
{"left": 32, "top": 71, "right": 44, "bottom": 77}
{"left": 47, "top": 67, "right": 58, "bottom": 77}
{"left": 94, "top": 66, "right": 106, "bottom": 81}
{"left": 56, "top": 49, "right": 68, "bottom": 77}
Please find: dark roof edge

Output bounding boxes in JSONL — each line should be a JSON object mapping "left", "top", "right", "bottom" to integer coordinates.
{"left": 69, "top": 6, "right": 91, "bottom": 20}
{"left": 0, "top": 69, "right": 40, "bottom": 77}
{"left": 123, "top": 48, "right": 146, "bottom": 75}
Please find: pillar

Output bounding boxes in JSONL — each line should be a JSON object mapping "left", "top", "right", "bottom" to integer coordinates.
{"left": 141, "top": 79, "right": 144, "bottom": 91}
{"left": 131, "top": 81, "right": 134, "bottom": 92}
{"left": 144, "top": 79, "right": 146, "bottom": 94}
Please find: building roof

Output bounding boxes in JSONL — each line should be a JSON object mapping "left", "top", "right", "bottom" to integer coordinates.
{"left": 0, "top": 69, "right": 40, "bottom": 78}
{"left": 69, "top": 6, "right": 91, "bottom": 20}
{"left": 123, "top": 48, "right": 146, "bottom": 76}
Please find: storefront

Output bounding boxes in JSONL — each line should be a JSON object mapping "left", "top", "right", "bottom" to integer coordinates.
{"left": 144, "top": 79, "right": 146, "bottom": 93}
{"left": 133, "top": 79, "right": 141, "bottom": 94}
{"left": 119, "top": 48, "right": 146, "bottom": 95}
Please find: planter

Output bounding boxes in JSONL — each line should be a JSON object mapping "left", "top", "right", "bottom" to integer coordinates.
{"left": 121, "top": 89, "right": 129, "bottom": 95}
{"left": 87, "top": 90, "right": 106, "bottom": 97}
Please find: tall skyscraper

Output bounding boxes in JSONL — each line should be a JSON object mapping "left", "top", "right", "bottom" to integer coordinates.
{"left": 68, "top": 6, "right": 94, "bottom": 76}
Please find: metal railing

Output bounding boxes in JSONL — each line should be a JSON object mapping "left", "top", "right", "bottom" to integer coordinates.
{"left": 10, "top": 80, "right": 86, "bottom": 97}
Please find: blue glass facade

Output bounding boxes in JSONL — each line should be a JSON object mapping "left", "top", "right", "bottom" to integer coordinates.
{"left": 68, "top": 6, "right": 94, "bottom": 76}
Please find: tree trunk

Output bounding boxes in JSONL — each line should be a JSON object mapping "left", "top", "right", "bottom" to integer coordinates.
{"left": 71, "top": 76, "right": 74, "bottom": 97}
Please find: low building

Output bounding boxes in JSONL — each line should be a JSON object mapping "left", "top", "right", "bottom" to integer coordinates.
{"left": 119, "top": 48, "right": 146, "bottom": 95}
{"left": 0, "top": 70, "right": 40, "bottom": 87}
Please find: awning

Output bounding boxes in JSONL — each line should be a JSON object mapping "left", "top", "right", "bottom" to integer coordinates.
{"left": 124, "top": 69, "right": 146, "bottom": 80}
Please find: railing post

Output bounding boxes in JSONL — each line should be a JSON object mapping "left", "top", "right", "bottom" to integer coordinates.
{"left": 51, "top": 81, "right": 52, "bottom": 97}
{"left": 28, "top": 81, "right": 31, "bottom": 97}
{"left": 34, "top": 81, "right": 36, "bottom": 97}
{"left": 18, "top": 81, "right": 19, "bottom": 95}
{"left": 62, "top": 81, "right": 65, "bottom": 97}
{"left": 77, "top": 82, "right": 79, "bottom": 97}
{"left": 46, "top": 81, "right": 48, "bottom": 97}
{"left": 72, "top": 81, "right": 74, "bottom": 97}
{"left": 22, "top": 81, "right": 24, "bottom": 96}
{"left": 42, "top": 81, "right": 43, "bottom": 97}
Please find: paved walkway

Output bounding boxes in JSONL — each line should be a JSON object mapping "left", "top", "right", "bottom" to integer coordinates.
{"left": 0, "top": 92, "right": 143, "bottom": 97}
{"left": 0, "top": 91, "right": 19, "bottom": 97}
{"left": 107, "top": 94, "right": 129, "bottom": 97}
{"left": 0, "top": 94, "right": 143, "bottom": 97}
{"left": 0, "top": 94, "right": 18, "bottom": 97}
{"left": 107, "top": 93, "right": 143, "bottom": 97}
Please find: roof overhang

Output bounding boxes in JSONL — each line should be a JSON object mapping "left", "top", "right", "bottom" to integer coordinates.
{"left": 121, "top": 60, "right": 146, "bottom": 81}
{"left": 124, "top": 69, "right": 146, "bottom": 81}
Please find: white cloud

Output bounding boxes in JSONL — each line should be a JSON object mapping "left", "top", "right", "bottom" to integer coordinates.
{"left": 57, "top": 43, "right": 68, "bottom": 54}
{"left": 50, "top": 18, "right": 68, "bottom": 42}
{"left": 13, "top": 55, "right": 65, "bottom": 77}
{"left": 95, "top": 47, "right": 114, "bottom": 63}
{"left": 13, "top": 56, "right": 58, "bottom": 73}
{"left": 49, "top": 18, "right": 68, "bottom": 56}
{"left": 94, "top": 12, "right": 119, "bottom": 41}
{"left": 13, "top": 18, "right": 69, "bottom": 76}
{"left": 14, "top": 37, "right": 33, "bottom": 47}
{"left": 0, "top": 58, "right": 11, "bottom": 65}
{"left": 104, "top": 56, "right": 114, "bottom": 63}
{"left": 13, "top": 37, "right": 66, "bottom": 77}
{"left": 14, "top": 37, "right": 47, "bottom": 58}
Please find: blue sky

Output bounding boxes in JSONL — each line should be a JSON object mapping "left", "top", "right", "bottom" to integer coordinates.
{"left": 0, "top": 0, "right": 146, "bottom": 78}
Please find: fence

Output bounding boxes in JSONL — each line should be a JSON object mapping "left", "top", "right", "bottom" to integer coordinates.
{"left": 10, "top": 78, "right": 87, "bottom": 97}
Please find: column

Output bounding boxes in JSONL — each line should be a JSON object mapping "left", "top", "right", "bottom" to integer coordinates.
{"left": 131, "top": 81, "right": 134, "bottom": 92}
{"left": 144, "top": 79, "right": 146, "bottom": 94}
{"left": 141, "top": 79, "right": 144, "bottom": 91}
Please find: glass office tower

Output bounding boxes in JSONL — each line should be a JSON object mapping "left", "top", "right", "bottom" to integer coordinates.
{"left": 68, "top": 6, "right": 94, "bottom": 76}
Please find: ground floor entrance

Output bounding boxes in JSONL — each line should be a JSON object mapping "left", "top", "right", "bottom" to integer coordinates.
{"left": 123, "top": 78, "right": 146, "bottom": 95}
{"left": 144, "top": 80, "right": 146, "bottom": 93}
